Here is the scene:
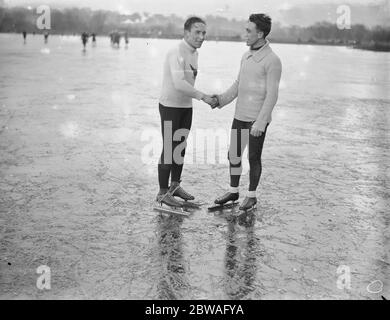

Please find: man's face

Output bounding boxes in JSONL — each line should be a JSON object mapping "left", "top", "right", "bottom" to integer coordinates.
{"left": 245, "top": 21, "right": 263, "bottom": 47}
{"left": 184, "top": 22, "right": 207, "bottom": 49}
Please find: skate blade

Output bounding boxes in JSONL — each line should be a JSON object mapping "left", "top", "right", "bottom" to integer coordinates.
{"left": 207, "top": 201, "right": 239, "bottom": 212}
{"left": 179, "top": 200, "right": 205, "bottom": 209}
{"left": 236, "top": 204, "right": 257, "bottom": 215}
{"left": 153, "top": 204, "right": 191, "bottom": 217}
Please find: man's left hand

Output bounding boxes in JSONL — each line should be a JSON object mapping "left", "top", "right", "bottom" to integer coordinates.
{"left": 250, "top": 124, "right": 263, "bottom": 137}
{"left": 210, "top": 95, "right": 220, "bottom": 109}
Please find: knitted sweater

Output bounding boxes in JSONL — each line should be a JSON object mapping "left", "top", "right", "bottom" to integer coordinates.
{"left": 159, "top": 39, "right": 204, "bottom": 108}
{"left": 218, "top": 40, "right": 282, "bottom": 131}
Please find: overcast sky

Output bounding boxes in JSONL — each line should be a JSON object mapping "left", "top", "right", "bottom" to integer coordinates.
{"left": 3, "top": 0, "right": 384, "bottom": 19}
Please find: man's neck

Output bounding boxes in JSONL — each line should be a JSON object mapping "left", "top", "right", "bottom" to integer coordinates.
{"left": 250, "top": 39, "right": 266, "bottom": 51}
{"left": 183, "top": 38, "right": 196, "bottom": 52}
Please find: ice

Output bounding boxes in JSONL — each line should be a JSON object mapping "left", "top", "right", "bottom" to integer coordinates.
{"left": 59, "top": 121, "right": 80, "bottom": 138}
{"left": 40, "top": 48, "right": 50, "bottom": 54}
{"left": 0, "top": 34, "right": 388, "bottom": 300}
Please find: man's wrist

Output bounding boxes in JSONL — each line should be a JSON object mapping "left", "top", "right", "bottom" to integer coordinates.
{"left": 215, "top": 95, "right": 223, "bottom": 108}
{"left": 253, "top": 119, "right": 266, "bottom": 131}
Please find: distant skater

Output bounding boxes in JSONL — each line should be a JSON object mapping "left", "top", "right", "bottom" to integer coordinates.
{"left": 110, "top": 31, "right": 120, "bottom": 48}
{"left": 124, "top": 32, "right": 129, "bottom": 48}
{"left": 81, "top": 32, "right": 89, "bottom": 50}
{"left": 22, "top": 31, "right": 27, "bottom": 44}
{"left": 44, "top": 31, "right": 49, "bottom": 44}
{"left": 91, "top": 33, "right": 96, "bottom": 47}
{"left": 113, "top": 32, "right": 120, "bottom": 48}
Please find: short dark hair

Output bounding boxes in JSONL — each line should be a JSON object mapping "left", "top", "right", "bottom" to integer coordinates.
{"left": 184, "top": 16, "right": 206, "bottom": 31}
{"left": 249, "top": 14, "right": 272, "bottom": 38}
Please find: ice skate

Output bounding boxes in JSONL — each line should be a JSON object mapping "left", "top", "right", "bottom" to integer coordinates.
{"left": 238, "top": 196, "right": 257, "bottom": 212}
{"left": 169, "top": 182, "right": 195, "bottom": 201}
{"left": 169, "top": 182, "right": 204, "bottom": 209}
{"left": 154, "top": 191, "right": 191, "bottom": 216}
{"left": 208, "top": 192, "right": 239, "bottom": 212}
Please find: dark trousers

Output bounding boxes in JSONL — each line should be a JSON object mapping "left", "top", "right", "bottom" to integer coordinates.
{"left": 228, "top": 118, "right": 268, "bottom": 191}
{"left": 158, "top": 104, "right": 193, "bottom": 189}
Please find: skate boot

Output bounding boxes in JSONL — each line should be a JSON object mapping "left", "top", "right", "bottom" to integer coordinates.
{"left": 239, "top": 196, "right": 257, "bottom": 211}
{"left": 214, "top": 192, "right": 239, "bottom": 205}
{"left": 208, "top": 192, "right": 239, "bottom": 212}
{"left": 169, "top": 181, "right": 195, "bottom": 201}
{"left": 156, "top": 191, "right": 183, "bottom": 208}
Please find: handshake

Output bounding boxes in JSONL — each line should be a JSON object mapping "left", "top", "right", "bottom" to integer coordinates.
{"left": 201, "top": 94, "right": 220, "bottom": 109}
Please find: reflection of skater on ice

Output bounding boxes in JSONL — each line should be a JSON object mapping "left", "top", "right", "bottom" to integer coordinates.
{"left": 156, "top": 215, "right": 189, "bottom": 299}
{"left": 224, "top": 212, "right": 259, "bottom": 299}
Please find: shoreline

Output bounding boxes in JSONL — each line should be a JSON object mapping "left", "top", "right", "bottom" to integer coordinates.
{"left": 2, "top": 31, "right": 389, "bottom": 52}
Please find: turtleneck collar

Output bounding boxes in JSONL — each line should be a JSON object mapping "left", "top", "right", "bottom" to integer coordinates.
{"left": 250, "top": 39, "right": 269, "bottom": 52}
{"left": 246, "top": 40, "right": 272, "bottom": 63}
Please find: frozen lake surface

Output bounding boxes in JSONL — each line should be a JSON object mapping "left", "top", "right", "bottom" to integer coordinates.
{"left": 0, "top": 33, "right": 389, "bottom": 299}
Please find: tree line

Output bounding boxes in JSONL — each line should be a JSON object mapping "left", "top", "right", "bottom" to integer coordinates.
{"left": 0, "top": 6, "right": 389, "bottom": 51}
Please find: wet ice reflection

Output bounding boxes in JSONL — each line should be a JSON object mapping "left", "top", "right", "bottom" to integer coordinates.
{"left": 224, "top": 212, "right": 259, "bottom": 300}
{"left": 156, "top": 215, "right": 189, "bottom": 300}
{"left": 153, "top": 212, "right": 262, "bottom": 300}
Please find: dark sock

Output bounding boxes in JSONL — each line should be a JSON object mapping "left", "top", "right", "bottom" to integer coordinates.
{"left": 158, "top": 188, "right": 168, "bottom": 195}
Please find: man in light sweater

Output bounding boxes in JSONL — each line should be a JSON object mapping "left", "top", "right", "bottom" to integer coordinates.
{"left": 213, "top": 14, "right": 282, "bottom": 211}
{"left": 157, "top": 17, "right": 216, "bottom": 207}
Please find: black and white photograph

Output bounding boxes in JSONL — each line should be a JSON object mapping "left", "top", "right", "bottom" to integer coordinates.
{"left": 0, "top": 0, "right": 389, "bottom": 302}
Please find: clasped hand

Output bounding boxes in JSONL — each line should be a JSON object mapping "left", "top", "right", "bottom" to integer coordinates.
{"left": 202, "top": 94, "right": 219, "bottom": 109}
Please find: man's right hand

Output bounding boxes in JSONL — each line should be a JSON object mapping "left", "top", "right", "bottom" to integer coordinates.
{"left": 201, "top": 94, "right": 219, "bottom": 109}
{"left": 210, "top": 95, "right": 220, "bottom": 109}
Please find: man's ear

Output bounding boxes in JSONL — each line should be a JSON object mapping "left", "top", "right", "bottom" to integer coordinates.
{"left": 258, "top": 31, "right": 264, "bottom": 39}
